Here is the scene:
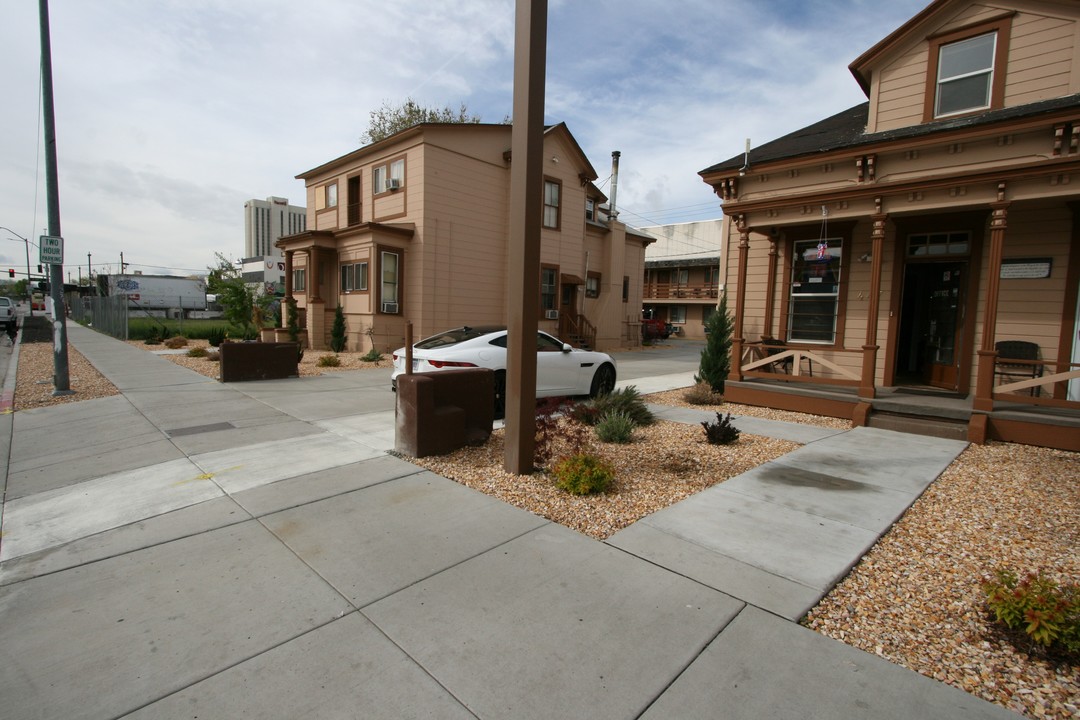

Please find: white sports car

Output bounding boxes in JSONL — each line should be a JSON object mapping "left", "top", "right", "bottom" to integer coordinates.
{"left": 391, "top": 326, "right": 617, "bottom": 415}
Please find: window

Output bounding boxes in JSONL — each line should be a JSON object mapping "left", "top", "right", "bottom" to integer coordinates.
{"left": 373, "top": 156, "right": 406, "bottom": 195}
{"left": 325, "top": 182, "right": 338, "bottom": 208}
{"left": 622, "top": 276, "right": 629, "bottom": 303}
{"left": 292, "top": 268, "right": 306, "bottom": 292}
{"left": 347, "top": 176, "right": 361, "bottom": 225}
{"left": 908, "top": 232, "right": 970, "bottom": 256}
{"left": 379, "top": 250, "right": 400, "bottom": 313}
{"left": 670, "top": 306, "right": 687, "bottom": 324}
{"left": 788, "top": 238, "right": 843, "bottom": 343}
{"left": 540, "top": 266, "right": 558, "bottom": 311}
{"left": 935, "top": 32, "right": 995, "bottom": 117}
{"left": 585, "top": 199, "right": 595, "bottom": 222}
{"left": 543, "top": 180, "right": 561, "bottom": 229}
{"left": 925, "top": 18, "right": 1010, "bottom": 121}
{"left": 340, "top": 261, "right": 368, "bottom": 293}
{"left": 586, "top": 271, "right": 601, "bottom": 298}
{"left": 705, "top": 266, "right": 720, "bottom": 286}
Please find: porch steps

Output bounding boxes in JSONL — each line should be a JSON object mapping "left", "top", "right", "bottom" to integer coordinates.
{"left": 865, "top": 410, "right": 969, "bottom": 441}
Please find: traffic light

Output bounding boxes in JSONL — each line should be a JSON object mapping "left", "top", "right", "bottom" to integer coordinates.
{"left": 7, "top": 269, "right": 13, "bottom": 278}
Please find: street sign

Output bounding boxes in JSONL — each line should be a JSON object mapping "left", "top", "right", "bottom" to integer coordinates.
{"left": 39, "top": 235, "right": 63, "bottom": 265}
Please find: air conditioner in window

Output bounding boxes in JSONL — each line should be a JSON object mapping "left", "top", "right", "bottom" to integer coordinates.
{"left": 381, "top": 302, "right": 399, "bottom": 314}
{"left": 384, "top": 178, "right": 401, "bottom": 191}
{"left": 544, "top": 309, "right": 559, "bottom": 320}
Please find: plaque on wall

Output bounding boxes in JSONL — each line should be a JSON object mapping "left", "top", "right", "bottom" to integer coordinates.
{"left": 1000, "top": 258, "right": 1052, "bottom": 279}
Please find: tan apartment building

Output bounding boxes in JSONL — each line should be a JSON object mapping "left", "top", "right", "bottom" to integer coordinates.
{"left": 277, "top": 123, "right": 652, "bottom": 355}
{"left": 700, "top": 0, "right": 1080, "bottom": 450}
{"left": 640, "top": 220, "right": 724, "bottom": 340}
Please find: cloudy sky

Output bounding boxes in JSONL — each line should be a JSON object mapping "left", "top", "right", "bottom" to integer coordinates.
{"left": 0, "top": 0, "right": 929, "bottom": 279}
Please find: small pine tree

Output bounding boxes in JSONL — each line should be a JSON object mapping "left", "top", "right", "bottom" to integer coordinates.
{"left": 330, "top": 305, "right": 347, "bottom": 352}
{"left": 696, "top": 292, "right": 733, "bottom": 393}
{"left": 285, "top": 298, "right": 300, "bottom": 343}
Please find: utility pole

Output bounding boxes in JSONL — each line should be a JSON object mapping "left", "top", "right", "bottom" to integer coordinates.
{"left": 39, "top": 0, "right": 71, "bottom": 394}
{"left": 504, "top": 0, "right": 547, "bottom": 474}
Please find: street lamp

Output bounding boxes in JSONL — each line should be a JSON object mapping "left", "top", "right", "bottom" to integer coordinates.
{"left": 0, "top": 225, "right": 37, "bottom": 317}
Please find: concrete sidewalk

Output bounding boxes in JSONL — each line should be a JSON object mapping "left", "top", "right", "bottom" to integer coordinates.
{"left": 0, "top": 325, "right": 1018, "bottom": 718}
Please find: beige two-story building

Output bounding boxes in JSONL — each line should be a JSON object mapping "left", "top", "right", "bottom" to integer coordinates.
{"left": 701, "top": 0, "right": 1080, "bottom": 450}
{"left": 277, "top": 122, "right": 652, "bottom": 355}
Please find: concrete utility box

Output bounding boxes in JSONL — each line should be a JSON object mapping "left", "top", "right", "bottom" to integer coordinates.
{"left": 395, "top": 368, "right": 495, "bottom": 458}
{"left": 219, "top": 341, "right": 300, "bottom": 382}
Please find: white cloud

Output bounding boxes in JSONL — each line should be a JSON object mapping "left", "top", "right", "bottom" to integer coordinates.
{"left": 0, "top": 0, "right": 928, "bottom": 276}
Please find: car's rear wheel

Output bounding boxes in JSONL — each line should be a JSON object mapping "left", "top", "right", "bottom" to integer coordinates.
{"left": 494, "top": 370, "right": 506, "bottom": 420}
{"left": 590, "top": 363, "right": 616, "bottom": 397}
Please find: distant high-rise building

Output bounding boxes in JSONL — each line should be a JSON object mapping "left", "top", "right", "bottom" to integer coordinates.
{"left": 243, "top": 196, "right": 306, "bottom": 258}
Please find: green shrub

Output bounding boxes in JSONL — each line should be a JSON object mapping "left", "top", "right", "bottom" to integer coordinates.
{"left": 696, "top": 292, "right": 733, "bottom": 393}
{"left": 330, "top": 305, "right": 347, "bottom": 352}
{"left": 702, "top": 412, "right": 740, "bottom": 445}
{"left": 187, "top": 346, "right": 207, "bottom": 358}
{"left": 572, "top": 386, "right": 654, "bottom": 427}
{"left": 684, "top": 381, "right": 721, "bottom": 406}
{"left": 595, "top": 411, "right": 636, "bottom": 444}
{"left": 551, "top": 453, "right": 614, "bottom": 495}
{"left": 983, "top": 568, "right": 1080, "bottom": 656}
{"left": 361, "top": 347, "right": 382, "bottom": 363}
{"left": 164, "top": 335, "right": 188, "bottom": 349}
{"left": 317, "top": 354, "right": 341, "bottom": 368}
{"left": 207, "top": 326, "right": 228, "bottom": 347}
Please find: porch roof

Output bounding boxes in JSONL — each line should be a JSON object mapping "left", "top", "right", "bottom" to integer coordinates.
{"left": 700, "top": 93, "right": 1080, "bottom": 176}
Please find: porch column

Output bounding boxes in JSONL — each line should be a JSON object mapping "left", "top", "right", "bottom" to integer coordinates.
{"left": 283, "top": 250, "right": 294, "bottom": 327}
{"left": 974, "top": 183, "right": 1010, "bottom": 412}
{"left": 729, "top": 214, "right": 750, "bottom": 383}
{"left": 308, "top": 247, "right": 322, "bottom": 303}
{"left": 763, "top": 235, "right": 779, "bottom": 337}
{"left": 859, "top": 201, "right": 886, "bottom": 400}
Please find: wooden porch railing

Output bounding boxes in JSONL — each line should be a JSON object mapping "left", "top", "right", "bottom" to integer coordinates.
{"left": 643, "top": 282, "right": 719, "bottom": 300}
{"left": 739, "top": 342, "right": 862, "bottom": 387}
{"left": 561, "top": 312, "right": 597, "bottom": 349}
{"left": 992, "top": 358, "right": 1080, "bottom": 408}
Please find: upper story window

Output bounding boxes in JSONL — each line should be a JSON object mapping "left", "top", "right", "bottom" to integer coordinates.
{"left": 585, "top": 198, "right": 595, "bottom": 222}
{"left": 373, "top": 157, "right": 406, "bottom": 195}
{"left": 325, "top": 182, "right": 338, "bottom": 208}
{"left": 925, "top": 18, "right": 1010, "bottom": 121}
{"left": 936, "top": 32, "right": 995, "bottom": 117}
{"left": 543, "top": 180, "right": 561, "bottom": 229}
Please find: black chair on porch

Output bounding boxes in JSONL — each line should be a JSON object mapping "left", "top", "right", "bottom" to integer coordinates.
{"left": 994, "top": 340, "right": 1043, "bottom": 397}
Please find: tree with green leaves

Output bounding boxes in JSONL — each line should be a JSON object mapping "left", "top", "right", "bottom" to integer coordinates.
{"left": 696, "top": 292, "right": 733, "bottom": 393}
{"left": 206, "top": 252, "right": 270, "bottom": 339}
{"left": 330, "top": 305, "right": 346, "bottom": 352}
{"left": 361, "top": 98, "right": 484, "bottom": 144}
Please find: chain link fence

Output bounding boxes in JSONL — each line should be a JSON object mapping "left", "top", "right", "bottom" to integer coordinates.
{"left": 67, "top": 293, "right": 129, "bottom": 340}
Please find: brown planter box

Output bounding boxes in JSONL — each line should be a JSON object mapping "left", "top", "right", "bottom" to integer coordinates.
{"left": 219, "top": 341, "right": 300, "bottom": 382}
{"left": 395, "top": 368, "right": 494, "bottom": 458}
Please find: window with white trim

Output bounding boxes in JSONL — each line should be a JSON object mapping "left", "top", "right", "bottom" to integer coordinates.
{"left": 292, "top": 268, "right": 306, "bottom": 292}
{"left": 379, "top": 251, "right": 400, "bottom": 313}
{"left": 788, "top": 237, "right": 843, "bottom": 344}
{"left": 935, "top": 31, "right": 996, "bottom": 117}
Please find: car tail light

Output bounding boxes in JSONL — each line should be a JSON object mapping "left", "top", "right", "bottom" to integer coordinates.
{"left": 427, "top": 360, "right": 478, "bottom": 369}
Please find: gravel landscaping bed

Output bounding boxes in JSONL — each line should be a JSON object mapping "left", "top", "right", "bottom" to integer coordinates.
{"left": 11, "top": 335, "right": 1077, "bottom": 718}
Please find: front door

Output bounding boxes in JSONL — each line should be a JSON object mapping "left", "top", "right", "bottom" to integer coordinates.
{"left": 895, "top": 261, "right": 968, "bottom": 391}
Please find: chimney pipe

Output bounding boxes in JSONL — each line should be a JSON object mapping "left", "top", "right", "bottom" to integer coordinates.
{"left": 609, "top": 151, "right": 621, "bottom": 221}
